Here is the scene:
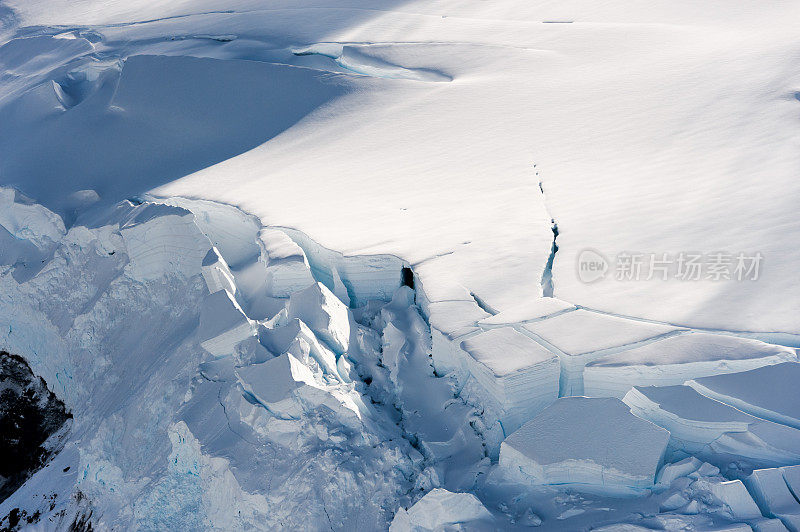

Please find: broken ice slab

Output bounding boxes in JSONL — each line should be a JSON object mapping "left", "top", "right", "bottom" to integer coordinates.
{"left": 0, "top": 188, "right": 67, "bottom": 279}
{"left": 258, "top": 318, "right": 340, "bottom": 379}
{"left": 430, "top": 300, "right": 491, "bottom": 338}
{"left": 457, "top": 327, "right": 560, "bottom": 437}
{"left": 201, "top": 247, "right": 237, "bottom": 296}
{"left": 624, "top": 385, "right": 800, "bottom": 470}
{"left": 235, "top": 353, "right": 361, "bottom": 422}
{"left": 0, "top": 187, "right": 66, "bottom": 248}
{"left": 687, "top": 362, "right": 800, "bottom": 430}
{"left": 744, "top": 467, "right": 800, "bottom": 531}
{"left": 199, "top": 290, "right": 256, "bottom": 357}
{"left": 389, "top": 488, "right": 493, "bottom": 531}
{"left": 278, "top": 227, "right": 407, "bottom": 307}
{"left": 259, "top": 228, "right": 316, "bottom": 298}
{"left": 522, "top": 310, "right": 678, "bottom": 395}
{"left": 120, "top": 203, "right": 212, "bottom": 280}
{"left": 585, "top": 333, "right": 797, "bottom": 398}
{"left": 428, "top": 300, "right": 491, "bottom": 376}
{"left": 235, "top": 353, "right": 319, "bottom": 419}
{"left": 687, "top": 476, "right": 763, "bottom": 521}
{"left": 499, "top": 397, "right": 669, "bottom": 492}
{"left": 782, "top": 465, "right": 800, "bottom": 502}
{"left": 478, "top": 297, "right": 575, "bottom": 326}
{"left": 286, "top": 282, "right": 352, "bottom": 355}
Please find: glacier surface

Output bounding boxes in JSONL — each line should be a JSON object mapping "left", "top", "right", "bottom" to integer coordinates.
{"left": 2, "top": 0, "right": 800, "bottom": 529}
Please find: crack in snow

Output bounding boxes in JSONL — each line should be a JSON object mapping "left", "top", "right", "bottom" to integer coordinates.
{"left": 537, "top": 167, "right": 559, "bottom": 298}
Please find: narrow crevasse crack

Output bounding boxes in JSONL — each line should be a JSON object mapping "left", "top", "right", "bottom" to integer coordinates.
{"left": 537, "top": 166, "right": 559, "bottom": 297}
{"left": 216, "top": 386, "right": 260, "bottom": 448}
{"left": 470, "top": 291, "right": 498, "bottom": 316}
{"left": 541, "top": 222, "right": 559, "bottom": 298}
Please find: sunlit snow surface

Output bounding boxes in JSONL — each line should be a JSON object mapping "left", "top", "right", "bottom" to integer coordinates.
{"left": 2, "top": 0, "right": 800, "bottom": 530}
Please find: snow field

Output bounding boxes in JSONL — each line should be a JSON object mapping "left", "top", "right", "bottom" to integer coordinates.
{"left": 3, "top": 1, "right": 800, "bottom": 525}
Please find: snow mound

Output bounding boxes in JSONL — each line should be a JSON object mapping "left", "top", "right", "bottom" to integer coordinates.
{"left": 389, "top": 488, "right": 493, "bottom": 531}
{"left": 624, "top": 385, "right": 800, "bottom": 471}
{"left": 499, "top": 397, "right": 669, "bottom": 492}
{"left": 688, "top": 363, "right": 800, "bottom": 429}
{"left": 457, "top": 327, "right": 560, "bottom": 437}
{"left": 585, "top": 333, "right": 796, "bottom": 398}
{"left": 522, "top": 310, "right": 678, "bottom": 395}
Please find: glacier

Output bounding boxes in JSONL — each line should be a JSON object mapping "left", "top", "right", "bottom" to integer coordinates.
{"left": 2, "top": 0, "right": 800, "bottom": 529}
{"left": 0, "top": 191, "right": 426, "bottom": 529}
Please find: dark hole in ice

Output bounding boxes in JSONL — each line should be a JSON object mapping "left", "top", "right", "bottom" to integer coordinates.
{"left": 0, "top": 351, "right": 71, "bottom": 503}
{"left": 401, "top": 266, "right": 414, "bottom": 289}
